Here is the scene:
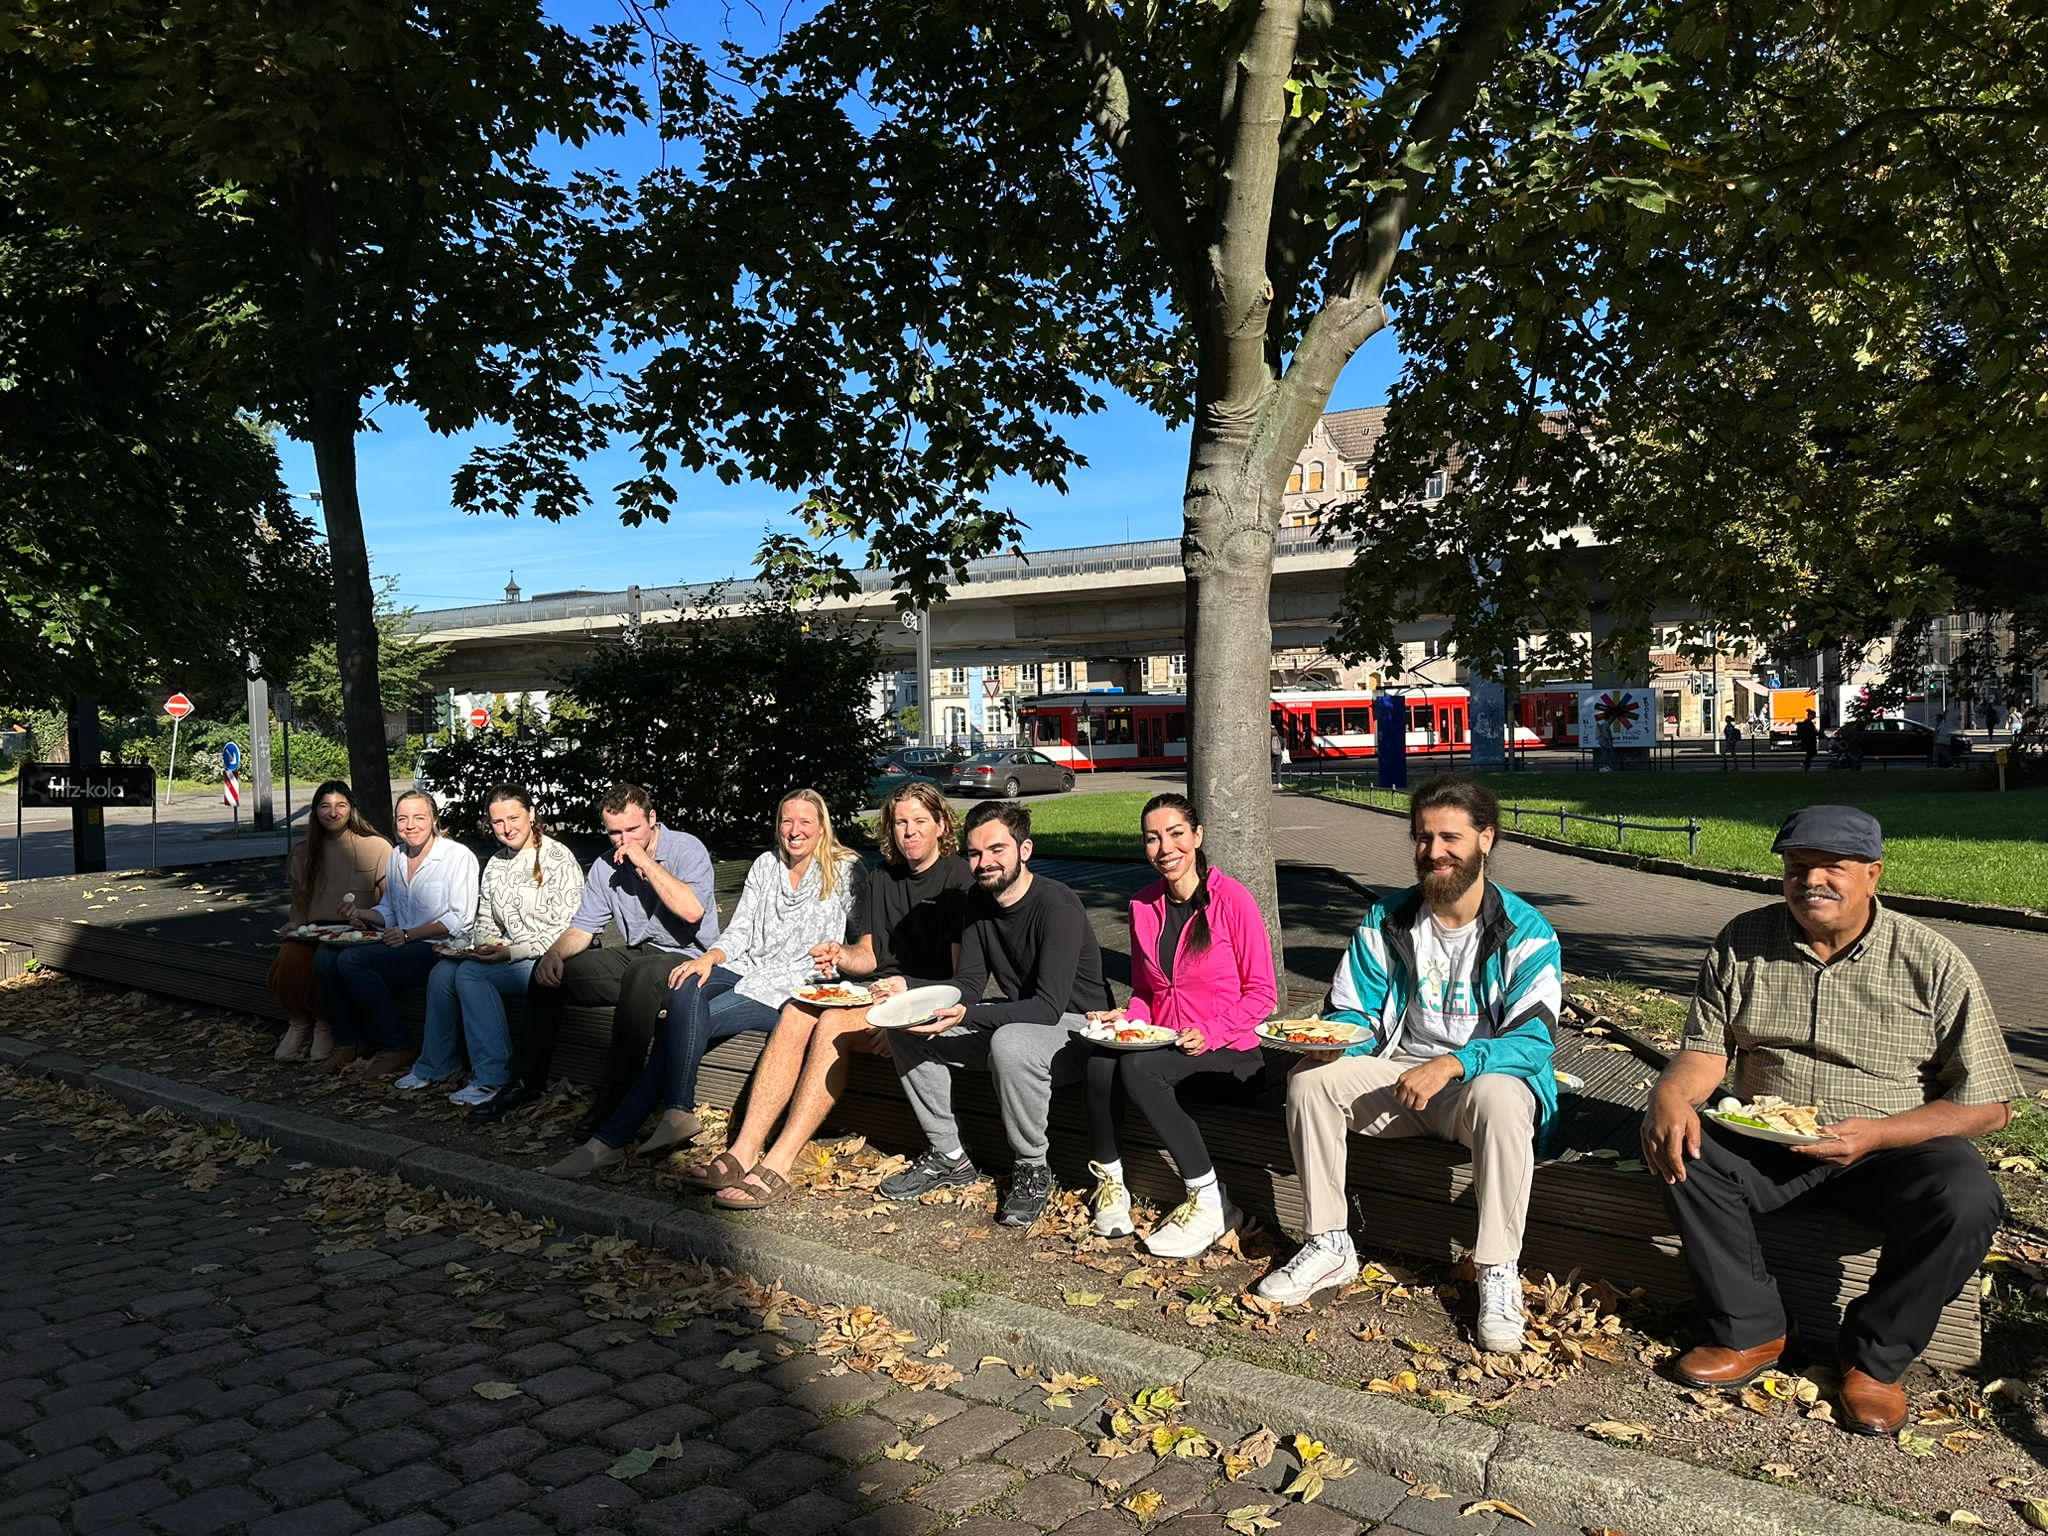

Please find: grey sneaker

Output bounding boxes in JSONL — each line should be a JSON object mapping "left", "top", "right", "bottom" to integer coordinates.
{"left": 879, "top": 1148, "right": 980, "bottom": 1201}
{"left": 997, "top": 1163, "right": 1055, "bottom": 1228}
{"left": 1476, "top": 1262, "right": 1527, "bottom": 1353}
{"left": 1254, "top": 1232, "right": 1360, "bottom": 1306}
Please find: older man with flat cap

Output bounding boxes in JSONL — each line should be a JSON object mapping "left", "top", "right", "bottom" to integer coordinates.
{"left": 1641, "top": 805, "right": 2020, "bottom": 1434}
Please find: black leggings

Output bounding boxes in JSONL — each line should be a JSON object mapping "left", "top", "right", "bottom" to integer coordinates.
{"left": 1086, "top": 1044, "right": 1265, "bottom": 1181}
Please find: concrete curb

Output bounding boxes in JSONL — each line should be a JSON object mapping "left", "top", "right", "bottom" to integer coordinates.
{"left": 1292, "top": 787, "right": 2048, "bottom": 930}
{"left": 0, "top": 1043, "right": 1927, "bottom": 1536}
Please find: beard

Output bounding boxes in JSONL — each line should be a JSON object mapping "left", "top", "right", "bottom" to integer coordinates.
{"left": 976, "top": 860, "right": 1024, "bottom": 896}
{"left": 1416, "top": 848, "right": 1485, "bottom": 904}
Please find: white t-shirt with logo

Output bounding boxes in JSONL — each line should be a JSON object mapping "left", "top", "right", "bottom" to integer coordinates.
{"left": 1396, "top": 912, "right": 1491, "bottom": 1058}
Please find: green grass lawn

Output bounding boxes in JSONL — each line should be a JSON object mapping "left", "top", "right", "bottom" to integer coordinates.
{"left": 1305, "top": 771, "right": 2047, "bottom": 910}
{"left": 1010, "top": 791, "right": 1157, "bottom": 860}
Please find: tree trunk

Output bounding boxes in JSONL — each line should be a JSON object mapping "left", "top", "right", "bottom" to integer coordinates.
{"left": 308, "top": 396, "right": 394, "bottom": 837}
{"left": 1183, "top": 409, "right": 1284, "bottom": 977}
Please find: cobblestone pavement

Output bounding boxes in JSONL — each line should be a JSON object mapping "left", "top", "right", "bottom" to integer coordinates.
{"left": 0, "top": 1091, "right": 1538, "bottom": 1536}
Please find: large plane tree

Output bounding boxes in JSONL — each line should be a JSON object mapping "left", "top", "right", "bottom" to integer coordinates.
{"left": 581, "top": 0, "right": 1691, "bottom": 947}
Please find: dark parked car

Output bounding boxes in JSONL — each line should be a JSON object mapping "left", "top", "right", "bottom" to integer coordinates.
{"left": 945, "top": 749, "right": 1075, "bottom": 797}
{"left": 878, "top": 745, "right": 964, "bottom": 772}
{"left": 866, "top": 757, "right": 945, "bottom": 806}
{"left": 1830, "top": 717, "right": 1974, "bottom": 767}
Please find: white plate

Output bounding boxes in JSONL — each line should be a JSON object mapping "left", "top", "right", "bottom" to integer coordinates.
{"left": 867, "top": 985, "right": 963, "bottom": 1030}
{"left": 1703, "top": 1110, "right": 1827, "bottom": 1146}
{"left": 1082, "top": 1023, "right": 1177, "bottom": 1051}
{"left": 791, "top": 982, "right": 875, "bottom": 1008}
{"left": 1255, "top": 1019, "right": 1370, "bottom": 1053}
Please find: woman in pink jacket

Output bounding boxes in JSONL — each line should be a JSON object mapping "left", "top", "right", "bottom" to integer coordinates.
{"left": 1084, "top": 793, "right": 1277, "bottom": 1259}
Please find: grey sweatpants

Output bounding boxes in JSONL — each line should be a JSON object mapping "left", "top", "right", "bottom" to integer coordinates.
{"left": 888, "top": 1013, "right": 1091, "bottom": 1164}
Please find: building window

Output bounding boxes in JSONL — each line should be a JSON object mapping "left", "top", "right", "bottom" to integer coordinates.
{"left": 1307, "top": 463, "right": 1325, "bottom": 491}
{"left": 1167, "top": 653, "right": 1186, "bottom": 679}
{"left": 1286, "top": 467, "right": 1302, "bottom": 494}
{"left": 1425, "top": 471, "right": 1447, "bottom": 500}
{"left": 1422, "top": 636, "right": 1451, "bottom": 660}
{"left": 1052, "top": 661, "right": 1075, "bottom": 690}
{"left": 1019, "top": 662, "right": 1040, "bottom": 685}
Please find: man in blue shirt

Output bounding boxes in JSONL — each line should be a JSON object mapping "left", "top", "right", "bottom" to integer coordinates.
{"left": 473, "top": 783, "right": 719, "bottom": 1134}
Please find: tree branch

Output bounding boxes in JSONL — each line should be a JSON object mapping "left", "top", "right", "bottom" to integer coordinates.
{"left": 1754, "top": 101, "right": 2048, "bottom": 187}
{"left": 1066, "top": 2, "right": 1199, "bottom": 315}
{"left": 1278, "top": 0, "right": 1523, "bottom": 440}
{"left": 1203, "top": 0, "right": 1306, "bottom": 407}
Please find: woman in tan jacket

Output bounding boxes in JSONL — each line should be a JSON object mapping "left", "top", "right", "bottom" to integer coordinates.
{"left": 268, "top": 781, "right": 392, "bottom": 1061}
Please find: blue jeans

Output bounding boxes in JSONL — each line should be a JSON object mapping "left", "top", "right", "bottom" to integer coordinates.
{"left": 417, "top": 957, "right": 533, "bottom": 1086}
{"left": 593, "top": 966, "right": 780, "bottom": 1148}
{"left": 319, "top": 940, "right": 441, "bottom": 1053}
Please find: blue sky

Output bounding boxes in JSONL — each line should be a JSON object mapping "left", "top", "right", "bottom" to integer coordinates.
{"left": 275, "top": 3, "right": 1411, "bottom": 613}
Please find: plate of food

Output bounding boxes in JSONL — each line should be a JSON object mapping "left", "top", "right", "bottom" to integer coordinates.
{"left": 792, "top": 980, "right": 875, "bottom": 1008}
{"left": 867, "top": 985, "right": 962, "bottom": 1030}
{"left": 1703, "top": 1095, "right": 1828, "bottom": 1145}
{"left": 320, "top": 929, "right": 380, "bottom": 946}
{"left": 432, "top": 941, "right": 474, "bottom": 959}
{"left": 1081, "top": 1020, "right": 1177, "bottom": 1051}
{"left": 289, "top": 922, "right": 352, "bottom": 942}
{"left": 1255, "top": 1018, "right": 1370, "bottom": 1053}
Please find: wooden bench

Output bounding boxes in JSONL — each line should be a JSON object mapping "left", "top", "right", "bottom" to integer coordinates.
{"left": 0, "top": 914, "right": 1981, "bottom": 1367}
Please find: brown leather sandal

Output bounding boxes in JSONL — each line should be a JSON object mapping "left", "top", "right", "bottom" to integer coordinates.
{"left": 679, "top": 1150, "right": 750, "bottom": 1191}
{"left": 712, "top": 1166, "right": 791, "bottom": 1210}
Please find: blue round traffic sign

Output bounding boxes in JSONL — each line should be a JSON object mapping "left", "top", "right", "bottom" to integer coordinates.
{"left": 222, "top": 740, "right": 242, "bottom": 772}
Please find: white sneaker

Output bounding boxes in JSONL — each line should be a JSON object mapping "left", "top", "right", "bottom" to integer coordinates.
{"left": 393, "top": 1072, "right": 435, "bottom": 1092}
{"left": 1088, "top": 1161, "right": 1133, "bottom": 1238}
{"left": 447, "top": 1083, "right": 497, "bottom": 1107}
{"left": 1476, "top": 1262, "right": 1527, "bottom": 1353}
{"left": 1144, "top": 1193, "right": 1237, "bottom": 1260}
{"left": 1254, "top": 1232, "right": 1360, "bottom": 1306}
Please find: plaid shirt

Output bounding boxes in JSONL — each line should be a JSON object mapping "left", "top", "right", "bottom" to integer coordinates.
{"left": 1683, "top": 900, "right": 2022, "bottom": 1119}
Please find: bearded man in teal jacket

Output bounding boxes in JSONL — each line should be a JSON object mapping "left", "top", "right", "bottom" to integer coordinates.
{"left": 1255, "top": 776, "right": 1561, "bottom": 1355}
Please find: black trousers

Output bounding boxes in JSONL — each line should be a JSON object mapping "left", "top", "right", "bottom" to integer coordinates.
{"left": 510, "top": 944, "right": 679, "bottom": 1116}
{"left": 1665, "top": 1123, "right": 2004, "bottom": 1381}
{"left": 1086, "top": 1045, "right": 1265, "bottom": 1181}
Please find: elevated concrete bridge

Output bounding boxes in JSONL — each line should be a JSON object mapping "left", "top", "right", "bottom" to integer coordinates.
{"left": 405, "top": 527, "right": 1632, "bottom": 693}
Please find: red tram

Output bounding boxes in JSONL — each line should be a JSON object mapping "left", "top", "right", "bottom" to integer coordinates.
{"left": 1018, "top": 687, "right": 1566, "bottom": 771}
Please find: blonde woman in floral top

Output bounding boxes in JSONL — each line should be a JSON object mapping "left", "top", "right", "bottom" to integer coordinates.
{"left": 548, "top": 788, "right": 864, "bottom": 1184}
{"left": 402, "top": 786, "right": 584, "bottom": 1107}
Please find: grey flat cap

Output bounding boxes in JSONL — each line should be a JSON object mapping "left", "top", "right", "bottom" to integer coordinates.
{"left": 1771, "top": 805, "right": 1884, "bottom": 861}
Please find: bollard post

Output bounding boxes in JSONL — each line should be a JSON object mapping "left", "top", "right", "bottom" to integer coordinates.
{"left": 1688, "top": 817, "right": 1700, "bottom": 858}
{"left": 1559, "top": 806, "right": 1567, "bottom": 837}
{"left": 1615, "top": 813, "right": 1625, "bottom": 847}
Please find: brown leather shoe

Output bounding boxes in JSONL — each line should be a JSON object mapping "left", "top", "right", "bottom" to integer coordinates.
{"left": 1838, "top": 1367, "right": 1907, "bottom": 1435}
{"left": 1674, "top": 1336, "right": 1785, "bottom": 1388}
{"left": 319, "top": 1044, "right": 364, "bottom": 1074}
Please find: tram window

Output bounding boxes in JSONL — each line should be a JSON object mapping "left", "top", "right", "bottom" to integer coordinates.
{"left": 1450, "top": 710, "right": 1466, "bottom": 744}
{"left": 1315, "top": 707, "right": 1343, "bottom": 735}
{"left": 1344, "top": 706, "right": 1372, "bottom": 733}
{"left": 1033, "top": 715, "right": 1064, "bottom": 745}
{"left": 1102, "top": 707, "right": 1134, "bottom": 745}
{"left": 1167, "top": 713, "right": 1187, "bottom": 741}
{"left": 1408, "top": 704, "right": 1429, "bottom": 732}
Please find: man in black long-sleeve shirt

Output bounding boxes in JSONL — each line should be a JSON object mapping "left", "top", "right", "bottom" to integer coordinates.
{"left": 880, "top": 799, "right": 1106, "bottom": 1226}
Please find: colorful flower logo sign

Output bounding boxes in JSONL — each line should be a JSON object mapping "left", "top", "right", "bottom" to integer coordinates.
{"left": 1577, "top": 687, "right": 1659, "bottom": 748}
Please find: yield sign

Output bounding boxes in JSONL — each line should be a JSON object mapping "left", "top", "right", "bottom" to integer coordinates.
{"left": 165, "top": 692, "right": 195, "bottom": 720}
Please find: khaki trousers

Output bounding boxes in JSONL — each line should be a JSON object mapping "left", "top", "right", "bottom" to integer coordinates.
{"left": 1285, "top": 1052, "right": 1537, "bottom": 1266}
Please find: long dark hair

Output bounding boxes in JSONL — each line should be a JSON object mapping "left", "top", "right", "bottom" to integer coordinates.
{"left": 294, "top": 780, "right": 378, "bottom": 909}
{"left": 1141, "top": 792, "right": 1212, "bottom": 959}
{"left": 485, "top": 784, "right": 551, "bottom": 886}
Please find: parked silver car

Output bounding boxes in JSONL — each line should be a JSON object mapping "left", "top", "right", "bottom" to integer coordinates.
{"left": 946, "top": 749, "right": 1075, "bottom": 797}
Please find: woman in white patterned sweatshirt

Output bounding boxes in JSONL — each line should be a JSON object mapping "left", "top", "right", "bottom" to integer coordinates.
{"left": 401, "top": 786, "right": 584, "bottom": 1106}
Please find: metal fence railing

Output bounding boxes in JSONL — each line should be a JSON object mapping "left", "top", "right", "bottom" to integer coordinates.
{"left": 1287, "top": 775, "right": 1703, "bottom": 859}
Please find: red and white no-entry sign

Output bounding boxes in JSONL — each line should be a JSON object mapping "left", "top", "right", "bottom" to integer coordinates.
{"left": 469, "top": 708, "right": 490, "bottom": 729}
{"left": 165, "top": 693, "right": 194, "bottom": 719}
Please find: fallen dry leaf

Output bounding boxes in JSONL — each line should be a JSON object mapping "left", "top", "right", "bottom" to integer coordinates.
{"left": 1223, "top": 1426, "right": 1278, "bottom": 1482}
{"left": 1462, "top": 1498, "right": 1537, "bottom": 1526}
{"left": 882, "top": 1441, "right": 924, "bottom": 1461}
{"left": 470, "top": 1382, "right": 522, "bottom": 1400}
{"left": 1121, "top": 1488, "right": 1165, "bottom": 1518}
{"left": 1222, "top": 1505, "right": 1281, "bottom": 1535}
{"left": 1583, "top": 1420, "right": 1654, "bottom": 1444}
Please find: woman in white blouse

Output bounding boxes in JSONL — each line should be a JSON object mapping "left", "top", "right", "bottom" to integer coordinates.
{"left": 318, "top": 790, "right": 480, "bottom": 1078}
{"left": 401, "top": 785, "right": 583, "bottom": 1106}
{"left": 547, "top": 788, "right": 863, "bottom": 1191}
